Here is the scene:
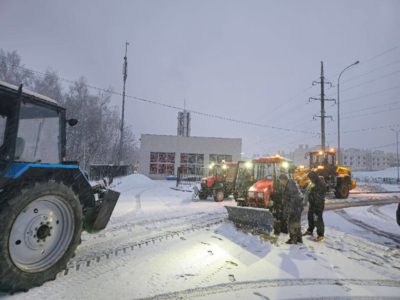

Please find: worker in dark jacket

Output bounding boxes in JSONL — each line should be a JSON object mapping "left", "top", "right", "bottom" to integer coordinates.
{"left": 303, "top": 171, "right": 327, "bottom": 242}
{"left": 271, "top": 190, "right": 288, "bottom": 235}
{"left": 396, "top": 202, "right": 400, "bottom": 226}
{"left": 279, "top": 174, "right": 303, "bottom": 244}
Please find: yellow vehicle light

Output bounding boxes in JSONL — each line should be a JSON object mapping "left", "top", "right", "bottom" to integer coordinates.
{"left": 299, "top": 165, "right": 305, "bottom": 169}
{"left": 282, "top": 161, "right": 289, "bottom": 169}
{"left": 209, "top": 163, "right": 215, "bottom": 169}
{"left": 222, "top": 164, "right": 227, "bottom": 170}
{"left": 317, "top": 165, "right": 324, "bottom": 170}
{"left": 245, "top": 161, "right": 253, "bottom": 169}
{"left": 329, "top": 148, "right": 335, "bottom": 153}
{"left": 318, "top": 151, "right": 323, "bottom": 155}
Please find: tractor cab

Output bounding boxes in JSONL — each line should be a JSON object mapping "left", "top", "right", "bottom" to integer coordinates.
{"left": 235, "top": 155, "right": 292, "bottom": 208}
{"left": 309, "top": 149, "right": 336, "bottom": 169}
{"left": 0, "top": 81, "right": 72, "bottom": 184}
{"left": 308, "top": 149, "right": 337, "bottom": 181}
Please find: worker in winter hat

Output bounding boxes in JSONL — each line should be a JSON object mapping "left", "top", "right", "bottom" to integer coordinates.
{"left": 303, "top": 171, "right": 327, "bottom": 242}
{"left": 279, "top": 174, "right": 303, "bottom": 244}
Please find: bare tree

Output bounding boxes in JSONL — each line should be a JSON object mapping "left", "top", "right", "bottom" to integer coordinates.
{"left": 0, "top": 49, "right": 138, "bottom": 171}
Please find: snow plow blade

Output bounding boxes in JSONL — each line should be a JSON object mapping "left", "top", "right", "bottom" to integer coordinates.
{"left": 224, "top": 206, "right": 273, "bottom": 232}
{"left": 91, "top": 189, "right": 120, "bottom": 231}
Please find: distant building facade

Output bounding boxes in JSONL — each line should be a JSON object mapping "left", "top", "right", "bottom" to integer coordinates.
{"left": 139, "top": 134, "right": 242, "bottom": 179}
{"left": 342, "top": 149, "right": 396, "bottom": 171}
{"left": 284, "top": 144, "right": 396, "bottom": 171}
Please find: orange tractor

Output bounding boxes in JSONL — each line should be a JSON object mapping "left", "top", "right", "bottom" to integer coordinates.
{"left": 294, "top": 149, "right": 356, "bottom": 198}
{"left": 198, "top": 161, "right": 238, "bottom": 201}
{"left": 225, "top": 155, "right": 293, "bottom": 231}
{"left": 234, "top": 155, "right": 292, "bottom": 208}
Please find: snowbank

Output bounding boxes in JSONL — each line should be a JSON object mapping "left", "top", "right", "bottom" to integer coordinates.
{"left": 111, "top": 173, "right": 154, "bottom": 193}
{"left": 353, "top": 167, "right": 399, "bottom": 179}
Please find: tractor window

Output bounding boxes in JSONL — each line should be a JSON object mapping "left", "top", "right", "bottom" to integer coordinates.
{"left": 0, "top": 115, "right": 6, "bottom": 147}
{"left": 254, "top": 163, "right": 275, "bottom": 180}
{"left": 16, "top": 102, "right": 61, "bottom": 164}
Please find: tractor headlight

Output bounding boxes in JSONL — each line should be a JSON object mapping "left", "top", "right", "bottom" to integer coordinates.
{"left": 248, "top": 191, "right": 255, "bottom": 199}
{"left": 257, "top": 192, "right": 264, "bottom": 199}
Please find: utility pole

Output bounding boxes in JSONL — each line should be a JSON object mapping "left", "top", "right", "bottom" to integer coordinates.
{"left": 309, "top": 61, "right": 335, "bottom": 151}
{"left": 118, "top": 41, "right": 129, "bottom": 165}
{"left": 392, "top": 129, "right": 400, "bottom": 183}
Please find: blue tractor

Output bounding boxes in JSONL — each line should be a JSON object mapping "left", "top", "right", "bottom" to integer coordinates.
{"left": 0, "top": 80, "right": 120, "bottom": 293}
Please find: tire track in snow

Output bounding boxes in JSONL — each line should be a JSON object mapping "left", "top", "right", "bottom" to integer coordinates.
{"left": 367, "top": 205, "right": 396, "bottom": 222}
{"left": 334, "top": 209, "right": 400, "bottom": 244}
{"left": 64, "top": 216, "right": 226, "bottom": 275}
{"left": 137, "top": 278, "right": 400, "bottom": 300}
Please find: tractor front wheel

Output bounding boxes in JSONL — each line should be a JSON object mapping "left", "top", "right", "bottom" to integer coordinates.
{"left": 335, "top": 184, "right": 350, "bottom": 199}
{"left": 0, "top": 181, "right": 82, "bottom": 293}
{"left": 198, "top": 191, "right": 208, "bottom": 200}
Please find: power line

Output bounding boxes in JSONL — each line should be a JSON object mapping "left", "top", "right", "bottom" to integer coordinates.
{"left": 328, "top": 45, "right": 399, "bottom": 78}
{"left": 343, "top": 85, "right": 400, "bottom": 103}
{"left": 6, "top": 62, "right": 319, "bottom": 135}
{"left": 340, "top": 69, "right": 400, "bottom": 93}
{"left": 341, "top": 106, "right": 400, "bottom": 120}
{"left": 341, "top": 100, "right": 400, "bottom": 116}
{"left": 341, "top": 123, "right": 400, "bottom": 134}
{"left": 341, "top": 60, "right": 400, "bottom": 85}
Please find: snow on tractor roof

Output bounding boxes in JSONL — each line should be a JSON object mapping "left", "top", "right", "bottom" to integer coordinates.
{"left": 253, "top": 155, "right": 291, "bottom": 163}
{"left": 0, "top": 79, "right": 59, "bottom": 106}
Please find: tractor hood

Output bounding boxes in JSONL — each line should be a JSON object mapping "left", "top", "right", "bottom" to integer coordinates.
{"left": 249, "top": 179, "right": 274, "bottom": 193}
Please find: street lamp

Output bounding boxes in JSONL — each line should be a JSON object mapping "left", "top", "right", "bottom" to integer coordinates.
{"left": 337, "top": 61, "right": 359, "bottom": 164}
{"left": 391, "top": 129, "right": 400, "bottom": 184}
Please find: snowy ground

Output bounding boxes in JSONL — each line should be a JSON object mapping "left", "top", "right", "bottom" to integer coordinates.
{"left": 353, "top": 166, "right": 399, "bottom": 179}
{"left": 1, "top": 174, "right": 400, "bottom": 300}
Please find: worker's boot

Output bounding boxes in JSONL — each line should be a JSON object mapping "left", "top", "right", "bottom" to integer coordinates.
{"left": 314, "top": 235, "right": 325, "bottom": 242}
{"left": 302, "top": 230, "right": 313, "bottom": 236}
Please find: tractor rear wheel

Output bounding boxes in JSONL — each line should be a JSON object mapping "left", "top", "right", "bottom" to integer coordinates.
{"left": 0, "top": 181, "right": 82, "bottom": 293}
{"left": 214, "top": 190, "right": 224, "bottom": 202}
{"left": 335, "top": 184, "right": 350, "bottom": 199}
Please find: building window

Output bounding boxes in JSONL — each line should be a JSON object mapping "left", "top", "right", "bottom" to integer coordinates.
{"left": 150, "top": 152, "right": 175, "bottom": 175}
{"left": 180, "top": 153, "right": 204, "bottom": 175}
{"left": 209, "top": 154, "right": 233, "bottom": 164}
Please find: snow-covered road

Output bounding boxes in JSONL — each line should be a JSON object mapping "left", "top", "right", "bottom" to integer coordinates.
{"left": 1, "top": 175, "right": 400, "bottom": 300}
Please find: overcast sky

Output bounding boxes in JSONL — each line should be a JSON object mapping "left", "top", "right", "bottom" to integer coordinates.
{"left": 1, "top": 0, "right": 399, "bottom": 156}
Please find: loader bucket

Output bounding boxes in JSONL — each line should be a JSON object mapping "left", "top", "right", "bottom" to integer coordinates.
{"left": 91, "top": 189, "right": 120, "bottom": 231}
{"left": 224, "top": 206, "right": 273, "bottom": 232}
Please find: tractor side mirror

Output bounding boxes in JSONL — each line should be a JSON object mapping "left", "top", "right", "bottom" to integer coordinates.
{"left": 67, "top": 118, "right": 78, "bottom": 127}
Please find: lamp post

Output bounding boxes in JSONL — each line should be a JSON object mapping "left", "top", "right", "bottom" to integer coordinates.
{"left": 337, "top": 61, "right": 359, "bottom": 164}
{"left": 391, "top": 129, "right": 400, "bottom": 183}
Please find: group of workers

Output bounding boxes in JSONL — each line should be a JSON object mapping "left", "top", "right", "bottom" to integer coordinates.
{"left": 272, "top": 171, "right": 327, "bottom": 244}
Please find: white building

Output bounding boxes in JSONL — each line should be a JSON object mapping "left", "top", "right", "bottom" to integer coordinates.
{"left": 285, "top": 144, "right": 396, "bottom": 171}
{"left": 139, "top": 134, "right": 242, "bottom": 179}
{"left": 342, "top": 149, "right": 395, "bottom": 171}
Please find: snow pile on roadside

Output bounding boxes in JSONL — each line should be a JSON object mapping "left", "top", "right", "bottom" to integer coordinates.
{"left": 111, "top": 173, "right": 154, "bottom": 193}
{"left": 353, "top": 167, "right": 398, "bottom": 179}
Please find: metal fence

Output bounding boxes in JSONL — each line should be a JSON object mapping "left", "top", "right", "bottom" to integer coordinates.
{"left": 176, "top": 166, "right": 207, "bottom": 189}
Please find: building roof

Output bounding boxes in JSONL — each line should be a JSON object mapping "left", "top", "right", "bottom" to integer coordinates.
{"left": 141, "top": 133, "right": 241, "bottom": 141}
